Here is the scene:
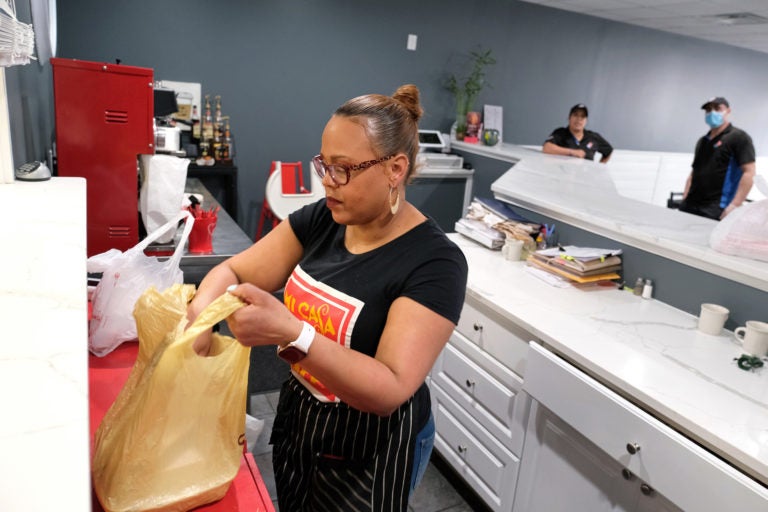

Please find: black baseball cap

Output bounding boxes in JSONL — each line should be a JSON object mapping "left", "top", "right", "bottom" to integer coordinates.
{"left": 701, "top": 97, "right": 729, "bottom": 110}
{"left": 569, "top": 103, "right": 588, "bottom": 117}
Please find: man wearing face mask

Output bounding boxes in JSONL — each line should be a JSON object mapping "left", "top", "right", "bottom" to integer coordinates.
{"left": 679, "top": 97, "right": 756, "bottom": 220}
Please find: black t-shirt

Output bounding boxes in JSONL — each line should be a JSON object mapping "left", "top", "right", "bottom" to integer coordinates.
{"left": 285, "top": 198, "right": 467, "bottom": 402}
{"left": 545, "top": 127, "right": 613, "bottom": 160}
{"left": 687, "top": 124, "right": 755, "bottom": 209}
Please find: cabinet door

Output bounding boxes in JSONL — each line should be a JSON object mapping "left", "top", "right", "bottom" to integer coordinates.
{"left": 431, "top": 383, "right": 519, "bottom": 512}
{"left": 523, "top": 343, "right": 768, "bottom": 511}
{"left": 456, "top": 297, "right": 532, "bottom": 376}
{"left": 512, "top": 401, "right": 638, "bottom": 512}
{"left": 432, "top": 333, "right": 524, "bottom": 454}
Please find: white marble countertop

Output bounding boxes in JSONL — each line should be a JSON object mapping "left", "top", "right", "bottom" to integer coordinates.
{"left": 491, "top": 154, "right": 768, "bottom": 292}
{"left": 0, "top": 178, "right": 90, "bottom": 510}
{"left": 449, "top": 233, "right": 768, "bottom": 486}
{"left": 449, "top": 138, "right": 768, "bottom": 292}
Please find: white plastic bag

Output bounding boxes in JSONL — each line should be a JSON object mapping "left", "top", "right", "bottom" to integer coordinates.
{"left": 709, "top": 176, "right": 768, "bottom": 262}
{"left": 139, "top": 154, "right": 190, "bottom": 244}
{"left": 88, "top": 210, "right": 194, "bottom": 356}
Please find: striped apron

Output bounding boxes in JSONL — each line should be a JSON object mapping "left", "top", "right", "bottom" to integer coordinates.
{"left": 270, "top": 376, "right": 429, "bottom": 511}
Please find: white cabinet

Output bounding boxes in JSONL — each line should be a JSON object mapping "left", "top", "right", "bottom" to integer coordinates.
{"left": 518, "top": 342, "right": 768, "bottom": 512}
{"left": 512, "top": 400, "right": 639, "bottom": 512}
{"left": 429, "top": 295, "right": 534, "bottom": 511}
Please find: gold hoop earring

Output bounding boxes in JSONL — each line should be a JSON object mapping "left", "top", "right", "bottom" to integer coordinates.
{"left": 389, "top": 186, "right": 400, "bottom": 215}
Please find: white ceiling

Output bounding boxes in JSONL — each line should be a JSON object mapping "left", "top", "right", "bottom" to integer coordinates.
{"left": 520, "top": 0, "right": 768, "bottom": 55}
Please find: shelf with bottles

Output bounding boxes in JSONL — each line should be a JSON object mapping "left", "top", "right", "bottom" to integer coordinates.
{"left": 190, "top": 94, "right": 235, "bottom": 166}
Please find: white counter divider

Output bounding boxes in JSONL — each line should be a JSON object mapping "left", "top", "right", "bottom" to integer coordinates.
{"left": 0, "top": 178, "right": 90, "bottom": 510}
{"left": 450, "top": 137, "right": 768, "bottom": 292}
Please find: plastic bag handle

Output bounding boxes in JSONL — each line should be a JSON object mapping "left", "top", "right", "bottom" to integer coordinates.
{"left": 167, "top": 211, "right": 195, "bottom": 269}
{"left": 181, "top": 292, "right": 245, "bottom": 345}
{"left": 133, "top": 210, "right": 194, "bottom": 260}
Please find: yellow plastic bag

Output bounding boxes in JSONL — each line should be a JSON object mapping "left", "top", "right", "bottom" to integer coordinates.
{"left": 92, "top": 284, "right": 250, "bottom": 512}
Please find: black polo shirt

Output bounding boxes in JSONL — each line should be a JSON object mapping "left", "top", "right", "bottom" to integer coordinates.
{"left": 545, "top": 127, "right": 613, "bottom": 160}
{"left": 686, "top": 124, "right": 755, "bottom": 212}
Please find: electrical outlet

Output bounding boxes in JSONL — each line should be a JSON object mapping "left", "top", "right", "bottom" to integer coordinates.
{"left": 407, "top": 34, "right": 417, "bottom": 51}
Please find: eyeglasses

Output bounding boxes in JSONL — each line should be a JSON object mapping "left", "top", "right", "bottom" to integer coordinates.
{"left": 312, "top": 154, "right": 394, "bottom": 186}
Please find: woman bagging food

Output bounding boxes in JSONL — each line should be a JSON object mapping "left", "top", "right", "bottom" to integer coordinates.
{"left": 187, "top": 84, "right": 468, "bottom": 511}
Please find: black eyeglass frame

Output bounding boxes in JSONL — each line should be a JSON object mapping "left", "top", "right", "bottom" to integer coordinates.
{"left": 312, "top": 154, "right": 395, "bottom": 186}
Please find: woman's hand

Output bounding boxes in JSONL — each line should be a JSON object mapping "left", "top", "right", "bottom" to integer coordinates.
{"left": 225, "top": 283, "right": 303, "bottom": 347}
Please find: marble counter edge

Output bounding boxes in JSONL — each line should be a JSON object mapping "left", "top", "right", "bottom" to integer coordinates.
{"left": 0, "top": 178, "right": 91, "bottom": 510}
{"left": 450, "top": 233, "right": 768, "bottom": 487}
{"left": 451, "top": 136, "right": 768, "bottom": 293}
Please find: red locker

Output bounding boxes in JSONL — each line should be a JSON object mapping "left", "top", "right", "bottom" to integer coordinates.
{"left": 51, "top": 58, "right": 155, "bottom": 256}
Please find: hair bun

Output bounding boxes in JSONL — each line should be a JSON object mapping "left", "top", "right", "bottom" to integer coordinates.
{"left": 392, "top": 84, "right": 423, "bottom": 122}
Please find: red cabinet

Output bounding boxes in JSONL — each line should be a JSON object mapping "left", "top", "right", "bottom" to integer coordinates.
{"left": 52, "top": 58, "right": 155, "bottom": 256}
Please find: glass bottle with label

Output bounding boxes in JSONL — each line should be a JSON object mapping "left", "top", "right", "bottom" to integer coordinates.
{"left": 191, "top": 105, "right": 201, "bottom": 143}
{"left": 202, "top": 95, "right": 214, "bottom": 143}
{"left": 222, "top": 117, "right": 232, "bottom": 161}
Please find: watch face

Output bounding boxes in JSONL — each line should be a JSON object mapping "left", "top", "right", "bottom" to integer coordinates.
{"left": 277, "top": 345, "right": 307, "bottom": 364}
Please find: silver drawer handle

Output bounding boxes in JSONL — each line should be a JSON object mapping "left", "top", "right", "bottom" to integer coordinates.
{"left": 465, "top": 379, "right": 475, "bottom": 388}
{"left": 473, "top": 322, "right": 483, "bottom": 332}
{"left": 457, "top": 444, "right": 467, "bottom": 453}
{"left": 621, "top": 468, "right": 633, "bottom": 480}
{"left": 640, "top": 483, "right": 654, "bottom": 496}
{"left": 626, "top": 442, "right": 641, "bottom": 455}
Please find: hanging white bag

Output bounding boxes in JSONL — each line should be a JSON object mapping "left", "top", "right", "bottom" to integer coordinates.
{"left": 139, "top": 154, "right": 190, "bottom": 244}
{"left": 709, "top": 176, "right": 768, "bottom": 262}
{"left": 88, "top": 210, "right": 194, "bottom": 356}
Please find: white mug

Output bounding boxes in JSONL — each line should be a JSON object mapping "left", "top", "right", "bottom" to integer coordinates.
{"left": 502, "top": 239, "right": 524, "bottom": 261}
{"left": 697, "top": 303, "right": 729, "bottom": 336}
{"left": 734, "top": 320, "right": 768, "bottom": 357}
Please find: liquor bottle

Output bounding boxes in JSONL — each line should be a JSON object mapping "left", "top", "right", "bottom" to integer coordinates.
{"left": 213, "top": 96, "right": 226, "bottom": 161}
{"left": 222, "top": 117, "right": 232, "bottom": 161}
{"left": 214, "top": 95, "right": 223, "bottom": 129}
{"left": 202, "top": 95, "right": 214, "bottom": 143}
{"left": 191, "top": 104, "right": 201, "bottom": 143}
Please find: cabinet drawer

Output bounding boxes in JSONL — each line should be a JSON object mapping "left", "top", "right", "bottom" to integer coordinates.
{"left": 432, "top": 383, "right": 519, "bottom": 512}
{"left": 456, "top": 297, "right": 532, "bottom": 376}
{"left": 524, "top": 343, "right": 768, "bottom": 512}
{"left": 432, "top": 333, "right": 525, "bottom": 454}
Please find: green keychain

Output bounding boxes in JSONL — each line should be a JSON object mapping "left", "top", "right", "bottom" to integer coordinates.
{"left": 734, "top": 354, "right": 765, "bottom": 371}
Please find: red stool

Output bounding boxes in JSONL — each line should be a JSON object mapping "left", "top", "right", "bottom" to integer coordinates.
{"left": 255, "top": 161, "right": 305, "bottom": 240}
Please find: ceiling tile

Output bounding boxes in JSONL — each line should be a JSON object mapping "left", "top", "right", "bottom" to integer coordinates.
{"left": 518, "top": 0, "right": 768, "bottom": 55}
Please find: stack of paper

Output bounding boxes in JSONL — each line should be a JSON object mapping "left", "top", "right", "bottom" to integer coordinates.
{"left": 455, "top": 197, "right": 540, "bottom": 250}
{"left": 527, "top": 246, "right": 623, "bottom": 284}
{"left": 455, "top": 217, "right": 505, "bottom": 249}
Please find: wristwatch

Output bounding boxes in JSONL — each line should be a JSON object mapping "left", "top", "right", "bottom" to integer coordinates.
{"left": 277, "top": 321, "right": 316, "bottom": 364}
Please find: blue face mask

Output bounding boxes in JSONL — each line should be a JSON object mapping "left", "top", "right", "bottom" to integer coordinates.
{"left": 705, "top": 111, "right": 725, "bottom": 129}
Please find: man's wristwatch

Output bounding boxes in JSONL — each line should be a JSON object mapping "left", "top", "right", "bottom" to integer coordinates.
{"left": 277, "top": 321, "right": 316, "bottom": 364}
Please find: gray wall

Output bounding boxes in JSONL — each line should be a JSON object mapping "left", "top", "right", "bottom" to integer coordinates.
{"left": 8, "top": 0, "right": 768, "bottom": 237}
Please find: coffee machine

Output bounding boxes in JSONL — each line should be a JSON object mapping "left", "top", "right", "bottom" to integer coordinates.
{"left": 153, "top": 87, "right": 183, "bottom": 154}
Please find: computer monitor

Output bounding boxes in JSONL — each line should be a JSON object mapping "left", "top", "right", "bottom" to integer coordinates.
{"left": 418, "top": 129, "right": 448, "bottom": 152}
{"left": 153, "top": 88, "right": 178, "bottom": 118}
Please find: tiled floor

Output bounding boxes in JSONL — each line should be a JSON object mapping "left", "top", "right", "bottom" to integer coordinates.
{"left": 248, "top": 391, "right": 480, "bottom": 512}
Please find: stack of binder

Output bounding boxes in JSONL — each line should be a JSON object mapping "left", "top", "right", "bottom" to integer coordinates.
{"left": 527, "top": 246, "right": 622, "bottom": 284}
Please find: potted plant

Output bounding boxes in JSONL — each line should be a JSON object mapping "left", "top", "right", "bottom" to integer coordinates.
{"left": 446, "top": 47, "right": 496, "bottom": 140}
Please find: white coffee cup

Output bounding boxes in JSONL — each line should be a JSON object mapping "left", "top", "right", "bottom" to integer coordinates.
{"left": 502, "top": 239, "right": 524, "bottom": 261}
{"left": 734, "top": 320, "right": 768, "bottom": 356}
{"left": 697, "top": 303, "right": 729, "bottom": 336}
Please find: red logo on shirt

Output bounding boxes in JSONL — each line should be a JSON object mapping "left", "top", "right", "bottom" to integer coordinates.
{"left": 283, "top": 266, "right": 363, "bottom": 402}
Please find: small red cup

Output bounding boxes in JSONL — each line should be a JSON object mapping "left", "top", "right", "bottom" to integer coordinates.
{"left": 188, "top": 216, "right": 217, "bottom": 254}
